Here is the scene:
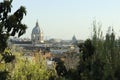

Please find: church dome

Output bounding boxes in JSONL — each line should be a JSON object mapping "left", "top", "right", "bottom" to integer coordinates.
{"left": 32, "top": 21, "right": 41, "bottom": 34}
{"left": 72, "top": 35, "right": 78, "bottom": 45}
{"left": 31, "top": 21, "right": 44, "bottom": 44}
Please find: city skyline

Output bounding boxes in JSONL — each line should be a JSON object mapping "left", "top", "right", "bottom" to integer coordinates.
{"left": 5, "top": 0, "right": 120, "bottom": 40}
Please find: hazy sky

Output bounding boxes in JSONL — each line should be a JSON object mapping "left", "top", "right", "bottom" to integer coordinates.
{"left": 1, "top": 0, "right": 120, "bottom": 40}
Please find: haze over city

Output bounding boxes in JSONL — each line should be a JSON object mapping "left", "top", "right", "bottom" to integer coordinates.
{"left": 8, "top": 0, "right": 120, "bottom": 40}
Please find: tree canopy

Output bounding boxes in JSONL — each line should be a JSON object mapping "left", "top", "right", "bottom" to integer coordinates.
{"left": 0, "top": 0, "right": 27, "bottom": 53}
{"left": 0, "top": 0, "right": 27, "bottom": 79}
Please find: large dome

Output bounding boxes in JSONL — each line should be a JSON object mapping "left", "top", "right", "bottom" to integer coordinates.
{"left": 32, "top": 21, "right": 40, "bottom": 34}
{"left": 31, "top": 21, "right": 44, "bottom": 44}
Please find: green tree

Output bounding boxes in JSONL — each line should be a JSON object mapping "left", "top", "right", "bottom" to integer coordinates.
{"left": 11, "top": 53, "right": 52, "bottom": 80}
{"left": 0, "top": 0, "right": 27, "bottom": 79}
{"left": 0, "top": 0, "right": 27, "bottom": 53}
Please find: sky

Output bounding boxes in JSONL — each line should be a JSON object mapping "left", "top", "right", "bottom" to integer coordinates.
{"left": 1, "top": 0, "right": 120, "bottom": 40}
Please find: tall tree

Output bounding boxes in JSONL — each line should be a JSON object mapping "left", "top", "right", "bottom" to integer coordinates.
{"left": 0, "top": 0, "right": 27, "bottom": 55}
{"left": 0, "top": 0, "right": 27, "bottom": 79}
{"left": 0, "top": 0, "right": 27, "bottom": 53}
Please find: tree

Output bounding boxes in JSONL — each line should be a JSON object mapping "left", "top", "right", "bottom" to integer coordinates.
{"left": 0, "top": 0, "right": 27, "bottom": 61}
{"left": 0, "top": 0, "right": 27, "bottom": 53}
{"left": 0, "top": 0, "right": 27, "bottom": 79}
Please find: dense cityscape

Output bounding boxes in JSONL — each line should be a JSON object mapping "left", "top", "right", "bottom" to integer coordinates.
{"left": 8, "top": 21, "right": 81, "bottom": 66}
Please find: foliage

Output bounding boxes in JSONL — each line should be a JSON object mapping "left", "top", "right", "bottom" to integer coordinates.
{"left": 76, "top": 20, "right": 120, "bottom": 80}
{"left": 0, "top": 0, "right": 27, "bottom": 79}
{"left": 0, "top": 50, "right": 58, "bottom": 80}
{"left": 55, "top": 61, "right": 67, "bottom": 78}
{"left": 63, "top": 52, "right": 79, "bottom": 70}
{"left": 0, "top": 0, "right": 27, "bottom": 53}
{"left": 10, "top": 54, "right": 53, "bottom": 80}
